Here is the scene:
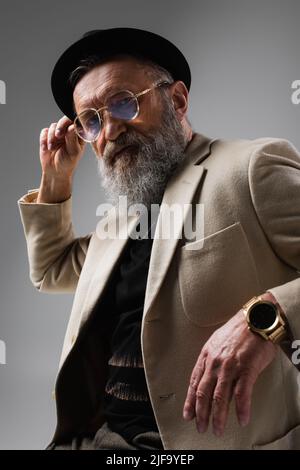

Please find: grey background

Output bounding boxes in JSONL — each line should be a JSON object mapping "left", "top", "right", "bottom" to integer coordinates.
{"left": 0, "top": 0, "right": 299, "bottom": 449}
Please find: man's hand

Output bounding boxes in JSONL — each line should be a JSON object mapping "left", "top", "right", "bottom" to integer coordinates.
{"left": 183, "top": 300, "right": 278, "bottom": 437}
{"left": 37, "top": 116, "right": 86, "bottom": 203}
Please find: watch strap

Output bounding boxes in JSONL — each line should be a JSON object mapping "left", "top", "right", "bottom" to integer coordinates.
{"left": 268, "top": 324, "right": 287, "bottom": 344}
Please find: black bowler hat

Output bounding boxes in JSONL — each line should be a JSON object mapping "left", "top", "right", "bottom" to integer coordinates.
{"left": 51, "top": 27, "right": 191, "bottom": 120}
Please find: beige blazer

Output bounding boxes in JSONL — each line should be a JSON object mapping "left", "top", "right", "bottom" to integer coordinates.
{"left": 18, "top": 133, "right": 300, "bottom": 449}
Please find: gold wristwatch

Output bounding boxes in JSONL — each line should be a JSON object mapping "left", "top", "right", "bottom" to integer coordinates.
{"left": 242, "top": 295, "right": 287, "bottom": 344}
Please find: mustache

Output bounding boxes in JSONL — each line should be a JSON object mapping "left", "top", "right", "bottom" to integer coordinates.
{"left": 102, "top": 132, "right": 144, "bottom": 160}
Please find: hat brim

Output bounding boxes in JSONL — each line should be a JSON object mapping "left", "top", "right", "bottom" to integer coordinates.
{"left": 51, "top": 27, "right": 191, "bottom": 120}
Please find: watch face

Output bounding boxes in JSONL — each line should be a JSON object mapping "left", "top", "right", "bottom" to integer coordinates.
{"left": 248, "top": 303, "right": 277, "bottom": 330}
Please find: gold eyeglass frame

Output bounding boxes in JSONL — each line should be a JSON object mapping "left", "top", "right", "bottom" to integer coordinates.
{"left": 74, "top": 80, "right": 171, "bottom": 142}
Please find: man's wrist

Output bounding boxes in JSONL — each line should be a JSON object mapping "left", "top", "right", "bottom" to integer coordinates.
{"left": 37, "top": 173, "right": 73, "bottom": 204}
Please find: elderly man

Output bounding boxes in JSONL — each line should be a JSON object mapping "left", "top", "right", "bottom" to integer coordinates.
{"left": 18, "top": 28, "right": 300, "bottom": 450}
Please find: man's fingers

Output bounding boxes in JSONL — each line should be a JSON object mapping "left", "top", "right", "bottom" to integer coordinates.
{"left": 64, "top": 124, "right": 85, "bottom": 155}
{"left": 55, "top": 116, "right": 73, "bottom": 138}
{"left": 183, "top": 353, "right": 206, "bottom": 421}
{"left": 40, "top": 128, "right": 49, "bottom": 152}
{"left": 212, "top": 374, "right": 234, "bottom": 437}
{"left": 234, "top": 371, "right": 256, "bottom": 427}
{"left": 195, "top": 369, "right": 217, "bottom": 433}
{"left": 47, "top": 122, "right": 58, "bottom": 150}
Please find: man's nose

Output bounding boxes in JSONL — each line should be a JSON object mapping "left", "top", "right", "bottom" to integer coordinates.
{"left": 97, "top": 113, "right": 127, "bottom": 154}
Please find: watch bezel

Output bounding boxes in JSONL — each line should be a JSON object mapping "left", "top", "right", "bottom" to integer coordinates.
{"left": 246, "top": 299, "right": 280, "bottom": 333}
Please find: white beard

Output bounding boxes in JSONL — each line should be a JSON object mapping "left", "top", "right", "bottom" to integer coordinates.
{"left": 95, "top": 102, "right": 188, "bottom": 208}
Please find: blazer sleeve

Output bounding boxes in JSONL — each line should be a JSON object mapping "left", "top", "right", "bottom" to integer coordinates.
{"left": 17, "top": 189, "right": 92, "bottom": 293}
{"left": 248, "top": 139, "right": 300, "bottom": 339}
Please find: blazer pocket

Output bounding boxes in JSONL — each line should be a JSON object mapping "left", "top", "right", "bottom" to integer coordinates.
{"left": 253, "top": 423, "right": 300, "bottom": 450}
{"left": 178, "top": 222, "right": 259, "bottom": 327}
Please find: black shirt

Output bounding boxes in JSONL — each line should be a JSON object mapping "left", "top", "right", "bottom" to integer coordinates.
{"left": 103, "top": 222, "right": 161, "bottom": 441}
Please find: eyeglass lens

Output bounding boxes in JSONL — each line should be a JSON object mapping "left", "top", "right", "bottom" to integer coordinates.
{"left": 75, "top": 91, "right": 138, "bottom": 142}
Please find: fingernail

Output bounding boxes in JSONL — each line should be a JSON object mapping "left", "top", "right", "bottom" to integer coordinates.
{"left": 214, "top": 427, "right": 222, "bottom": 437}
{"left": 49, "top": 143, "right": 53, "bottom": 150}
{"left": 239, "top": 416, "right": 248, "bottom": 427}
{"left": 197, "top": 422, "right": 206, "bottom": 433}
{"left": 56, "top": 128, "right": 62, "bottom": 135}
{"left": 183, "top": 410, "right": 193, "bottom": 420}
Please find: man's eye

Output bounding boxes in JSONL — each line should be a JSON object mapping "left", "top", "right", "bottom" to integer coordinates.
{"left": 117, "top": 97, "right": 132, "bottom": 106}
{"left": 88, "top": 116, "right": 98, "bottom": 124}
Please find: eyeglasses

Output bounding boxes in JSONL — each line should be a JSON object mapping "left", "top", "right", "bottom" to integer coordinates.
{"left": 74, "top": 81, "right": 171, "bottom": 142}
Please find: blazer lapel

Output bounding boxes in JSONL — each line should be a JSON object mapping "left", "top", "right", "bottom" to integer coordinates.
{"left": 143, "top": 133, "right": 214, "bottom": 320}
{"left": 78, "top": 208, "right": 138, "bottom": 330}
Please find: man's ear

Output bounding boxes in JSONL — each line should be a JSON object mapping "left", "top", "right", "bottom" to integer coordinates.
{"left": 169, "top": 80, "right": 189, "bottom": 121}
